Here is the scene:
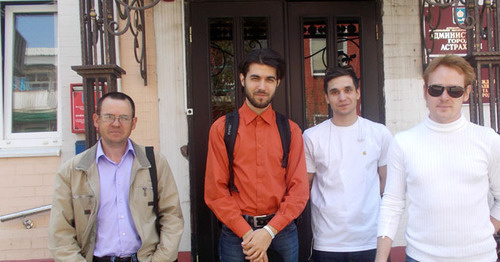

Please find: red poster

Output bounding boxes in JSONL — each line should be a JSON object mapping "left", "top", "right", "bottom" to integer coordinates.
{"left": 70, "top": 83, "right": 105, "bottom": 133}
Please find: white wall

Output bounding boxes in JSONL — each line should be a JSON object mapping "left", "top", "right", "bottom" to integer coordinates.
{"left": 383, "top": 0, "right": 427, "bottom": 135}
{"left": 59, "top": 0, "right": 86, "bottom": 162}
{"left": 153, "top": 0, "right": 191, "bottom": 253}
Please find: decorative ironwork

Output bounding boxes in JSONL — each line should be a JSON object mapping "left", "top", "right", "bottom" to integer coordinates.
{"left": 73, "top": 0, "right": 161, "bottom": 147}
{"left": 422, "top": 0, "right": 500, "bottom": 132}
{"left": 303, "top": 22, "right": 360, "bottom": 68}
{"left": 210, "top": 42, "right": 233, "bottom": 77}
{"left": 109, "top": 0, "right": 162, "bottom": 84}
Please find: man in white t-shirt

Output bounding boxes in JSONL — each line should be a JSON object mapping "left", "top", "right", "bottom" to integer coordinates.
{"left": 303, "top": 67, "right": 392, "bottom": 262}
{"left": 375, "top": 55, "right": 500, "bottom": 262}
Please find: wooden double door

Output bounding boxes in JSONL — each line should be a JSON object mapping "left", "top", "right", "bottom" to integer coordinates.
{"left": 187, "top": 1, "right": 382, "bottom": 261}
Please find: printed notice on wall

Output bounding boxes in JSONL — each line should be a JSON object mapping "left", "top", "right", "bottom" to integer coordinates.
{"left": 71, "top": 84, "right": 105, "bottom": 133}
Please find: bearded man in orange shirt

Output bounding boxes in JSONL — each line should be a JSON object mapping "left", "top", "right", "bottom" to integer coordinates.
{"left": 204, "top": 48, "right": 309, "bottom": 262}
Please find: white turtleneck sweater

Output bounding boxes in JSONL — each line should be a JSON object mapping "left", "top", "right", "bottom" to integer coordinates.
{"left": 378, "top": 115, "right": 500, "bottom": 262}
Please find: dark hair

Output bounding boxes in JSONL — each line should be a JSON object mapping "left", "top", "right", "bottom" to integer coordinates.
{"left": 96, "top": 92, "right": 135, "bottom": 117}
{"left": 423, "top": 55, "right": 475, "bottom": 87}
{"left": 323, "top": 66, "right": 359, "bottom": 94}
{"left": 238, "top": 48, "right": 286, "bottom": 80}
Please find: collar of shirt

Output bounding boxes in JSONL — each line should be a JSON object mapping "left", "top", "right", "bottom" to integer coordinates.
{"left": 95, "top": 139, "right": 136, "bottom": 164}
{"left": 239, "top": 102, "right": 275, "bottom": 126}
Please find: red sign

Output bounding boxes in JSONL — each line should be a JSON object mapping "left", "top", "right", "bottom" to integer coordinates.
{"left": 70, "top": 83, "right": 105, "bottom": 133}
{"left": 424, "top": 4, "right": 467, "bottom": 58}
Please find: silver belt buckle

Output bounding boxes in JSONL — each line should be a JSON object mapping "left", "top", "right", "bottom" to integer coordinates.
{"left": 253, "top": 214, "right": 267, "bottom": 227}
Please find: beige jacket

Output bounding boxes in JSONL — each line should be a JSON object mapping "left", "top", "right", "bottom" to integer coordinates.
{"left": 48, "top": 141, "right": 183, "bottom": 262}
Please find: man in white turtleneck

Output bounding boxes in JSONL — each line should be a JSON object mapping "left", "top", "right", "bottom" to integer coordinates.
{"left": 375, "top": 55, "right": 500, "bottom": 262}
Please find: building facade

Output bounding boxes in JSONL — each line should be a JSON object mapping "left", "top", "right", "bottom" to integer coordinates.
{"left": 0, "top": 0, "right": 484, "bottom": 261}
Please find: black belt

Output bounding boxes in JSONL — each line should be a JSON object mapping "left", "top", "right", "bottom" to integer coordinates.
{"left": 243, "top": 213, "right": 275, "bottom": 228}
{"left": 93, "top": 253, "right": 137, "bottom": 262}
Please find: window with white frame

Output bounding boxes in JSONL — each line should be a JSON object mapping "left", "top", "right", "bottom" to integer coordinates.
{"left": 0, "top": 2, "right": 59, "bottom": 156}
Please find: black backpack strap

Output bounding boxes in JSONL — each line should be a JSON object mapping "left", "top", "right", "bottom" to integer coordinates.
{"left": 275, "top": 112, "right": 291, "bottom": 168}
{"left": 224, "top": 110, "right": 239, "bottom": 194}
{"left": 145, "top": 146, "right": 161, "bottom": 235}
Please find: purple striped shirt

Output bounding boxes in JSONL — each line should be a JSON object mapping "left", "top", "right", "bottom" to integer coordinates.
{"left": 93, "top": 139, "right": 142, "bottom": 257}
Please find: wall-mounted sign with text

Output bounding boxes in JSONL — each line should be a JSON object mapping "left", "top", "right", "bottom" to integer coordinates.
{"left": 70, "top": 83, "right": 105, "bottom": 133}
{"left": 424, "top": 4, "right": 467, "bottom": 59}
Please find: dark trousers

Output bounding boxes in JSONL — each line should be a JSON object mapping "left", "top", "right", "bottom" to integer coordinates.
{"left": 312, "top": 249, "right": 376, "bottom": 262}
{"left": 405, "top": 254, "right": 419, "bottom": 262}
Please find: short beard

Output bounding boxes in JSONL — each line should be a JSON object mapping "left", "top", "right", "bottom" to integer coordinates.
{"left": 244, "top": 86, "right": 275, "bottom": 109}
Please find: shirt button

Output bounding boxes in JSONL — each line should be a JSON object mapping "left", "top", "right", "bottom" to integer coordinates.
{"left": 122, "top": 233, "right": 126, "bottom": 236}
{"left": 120, "top": 215, "right": 124, "bottom": 219}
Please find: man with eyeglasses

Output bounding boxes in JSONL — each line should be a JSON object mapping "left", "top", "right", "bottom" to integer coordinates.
{"left": 49, "top": 92, "right": 184, "bottom": 262}
{"left": 375, "top": 55, "right": 500, "bottom": 261}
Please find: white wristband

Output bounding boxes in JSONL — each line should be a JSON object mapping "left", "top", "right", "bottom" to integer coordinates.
{"left": 263, "top": 225, "right": 275, "bottom": 239}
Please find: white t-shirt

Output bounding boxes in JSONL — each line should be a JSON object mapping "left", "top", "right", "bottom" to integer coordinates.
{"left": 303, "top": 117, "right": 392, "bottom": 252}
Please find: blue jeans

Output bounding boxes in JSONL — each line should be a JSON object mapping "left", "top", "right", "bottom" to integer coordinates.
{"left": 219, "top": 223, "right": 299, "bottom": 262}
{"left": 312, "top": 249, "right": 376, "bottom": 262}
{"left": 405, "top": 254, "right": 419, "bottom": 262}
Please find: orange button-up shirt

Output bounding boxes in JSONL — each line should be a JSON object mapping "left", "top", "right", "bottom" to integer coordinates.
{"left": 204, "top": 102, "right": 309, "bottom": 237}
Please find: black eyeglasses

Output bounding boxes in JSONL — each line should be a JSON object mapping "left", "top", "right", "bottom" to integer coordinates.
{"left": 427, "top": 84, "right": 465, "bottom": 98}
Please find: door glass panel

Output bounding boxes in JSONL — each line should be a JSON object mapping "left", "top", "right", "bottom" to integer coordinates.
{"left": 243, "top": 17, "right": 268, "bottom": 53}
{"left": 337, "top": 19, "right": 360, "bottom": 72}
{"left": 303, "top": 17, "right": 361, "bottom": 128}
{"left": 210, "top": 18, "right": 236, "bottom": 121}
{"left": 337, "top": 18, "right": 361, "bottom": 116}
{"left": 303, "top": 18, "right": 328, "bottom": 128}
{"left": 209, "top": 17, "right": 269, "bottom": 122}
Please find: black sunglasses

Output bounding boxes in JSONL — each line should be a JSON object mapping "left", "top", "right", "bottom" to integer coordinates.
{"left": 427, "top": 84, "right": 465, "bottom": 98}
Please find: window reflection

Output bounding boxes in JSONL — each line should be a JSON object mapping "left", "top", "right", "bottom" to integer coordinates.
{"left": 303, "top": 18, "right": 361, "bottom": 128}
{"left": 210, "top": 18, "right": 236, "bottom": 122}
{"left": 303, "top": 18, "right": 328, "bottom": 128}
{"left": 12, "top": 12, "right": 57, "bottom": 133}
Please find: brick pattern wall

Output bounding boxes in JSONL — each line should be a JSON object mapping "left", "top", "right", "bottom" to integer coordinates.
{"left": 119, "top": 7, "right": 160, "bottom": 149}
{"left": 383, "top": 0, "right": 427, "bottom": 135}
{"left": 0, "top": 157, "right": 59, "bottom": 260}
